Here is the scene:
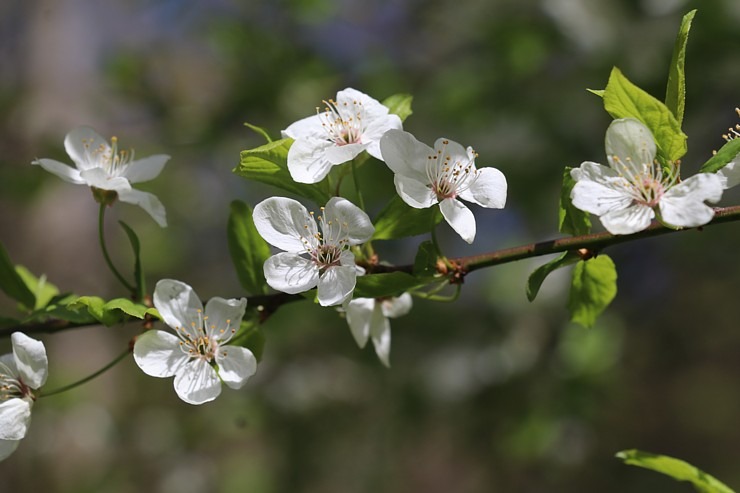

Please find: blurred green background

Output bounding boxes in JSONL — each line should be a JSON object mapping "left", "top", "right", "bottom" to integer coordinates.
{"left": 1, "top": 0, "right": 740, "bottom": 491}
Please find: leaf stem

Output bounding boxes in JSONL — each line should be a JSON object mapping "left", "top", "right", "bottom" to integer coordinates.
{"left": 39, "top": 346, "right": 131, "bottom": 398}
{"left": 98, "top": 204, "right": 135, "bottom": 294}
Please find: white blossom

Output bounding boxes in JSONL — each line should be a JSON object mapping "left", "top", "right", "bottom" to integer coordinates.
{"left": 379, "top": 129, "right": 507, "bottom": 243}
{"left": 282, "top": 88, "right": 402, "bottom": 183}
{"left": 570, "top": 118, "right": 724, "bottom": 235}
{"left": 133, "top": 280, "right": 257, "bottom": 405}
{"left": 345, "top": 294, "right": 412, "bottom": 367}
{"left": 253, "top": 196, "right": 374, "bottom": 307}
{"left": 32, "top": 126, "right": 169, "bottom": 227}
{"left": 0, "top": 333, "right": 48, "bottom": 461}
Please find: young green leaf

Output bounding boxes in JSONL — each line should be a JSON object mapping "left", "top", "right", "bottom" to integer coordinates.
{"left": 119, "top": 221, "right": 145, "bottom": 301}
{"left": 665, "top": 9, "right": 697, "bottom": 126}
{"left": 699, "top": 139, "right": 740, "bottom": 173}
{"left": 587, "top": 88, "right": 605, "bottom": 98}
{"left": 0, "top": 242, "right": 36, "bottom": 311}
{"left": 603, "top": 67, "right": 687, "bottom": 162}
{"left": 227, "top": 200, "right": 272, "bottom": 295}
{"left": 413, "top": 241, "right": 439, "bottom": 277}
{"left": 373, "top": 195, "right": 444, "bottom": 240}
{"left": 382, "top": 94, "right": 414, "bottom": 122}
{"left": 354, "top": 272, "right": 422, "bottom": 299}
{"left": 66, "top": 296, "right": 157, "bottom": 326}
{"left": 235, "top": 138, "right": 331, "bottom": 206}
{"left": 244, "top": 122, "right": 273, "bottom": 143}
{"left": 617, "top": 449, "right": 735, "bottom": 493}
{"left": 15, "top": 266, "right": 59, "bottom": 310}
{"left": 526, "top": 251, "right": 580, "bottom": 302}
{"left": 559, "top": 167, "right": 591, "bottom": 236}
{"left": 567, "top": 255, "right": 617, "bottom": 328}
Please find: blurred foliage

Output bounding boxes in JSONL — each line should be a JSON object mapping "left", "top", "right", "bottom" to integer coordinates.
{"left": 1, "top": 0, "right": 740, "bottom": 492}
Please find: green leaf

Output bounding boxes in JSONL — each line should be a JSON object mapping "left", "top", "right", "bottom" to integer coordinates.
{"left": 526, "top": 251, "right": 580, "bottom": 302}
{"left": 244, "top": 122, "right": 273, "bottom": 143}
{"left": 617, "top": 449, "right": 736, "bottom": 493}
{"left": 587, "top": 88, "right": 605, "bottom": 98}
{"left": 700, "top": 138, "right": 740, "bottom": 173}
{"left": 665, "top": 9, "right": 697, "bottom": 126}
{"left": 230, "top": 319, "right": 266, "bottom": 362}
{"left": 234, "top": 138, "right": 331, "bottom": 206}
{"left": 413, "top": 241, "right": 439, "bottom": 277}
{"left": 0, "top": 242, "right": 36, "bottom": 311}
{"left": 354, "top": 272, "right": 422, "bottom": 299}
{"left": 119, "top": 221, "right": 145, "bottom": 301}
{"left": 227, "top": 200, "right": 271, "bottom": 295}
{"left": 603, "top": 67, "right": 688, "bottom": 162}
{"left": 66, "top": 296, "right": 157, "bottom": 326}
{"left": 559, "top": 167, "right": 591, "bottom": 236}
{"left": 15, "top": 266, "right": 59, "bottom": 310}
{"left": 373, "top": 195, "right": 443, "bottom": 240}
{"left": 382, "top": 93, "right": 413, "bottom": 122}
{"left": 567, "top": 255, "right": 617, "bottom": 328}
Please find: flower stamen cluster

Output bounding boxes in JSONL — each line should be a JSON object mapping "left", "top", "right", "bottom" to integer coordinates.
{"left": 426, "top": 140, "right": 479, "bottom": 201}
{"left": 317, "top": 98, "right": 365, "bottom": 146}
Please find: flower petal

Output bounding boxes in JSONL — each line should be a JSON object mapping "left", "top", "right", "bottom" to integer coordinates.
{"left": 0, "top": 399, "right": 32, "bottom": 440}
{"left": 600, "top": 204, "right": 654, "bottom": 234}
{"left": 369, "top": 305, "right": 392, "bottom": 368}
{"left": 204, "top": 297, "right": 247, "bottom": 342}
{"left": 380, "top": 129, "right": 434, "bottom": 182}
{"left": 324, "top": 142, "right": 366, "bottom": 165}
{"left": 605, "top": 118, "right": 656, "bottom": 173}
{"left": 32, "top": 159, "right": 85, "bottom": 184}
{"left": 323, "top": 197, "right": 375, "bottom": 245}
{"left": 153, "top": 279, "right": 204, "bottom": 336}
{"left": 264, "top": 252, "right": 320, "bottom": 294}
{"left": 381, "top": 293, "right": 413, "bottom": 318}
{"left": 215, "top": 346, "right": 257, "bottom": 390}
{"left": 317, "top": 265, "right": 357, "bottom": 306}
{"left": 133, "top": 330, "right": 188, "bottom": 378}
{"left": 122, "top": 154, "right": 170, "bottom": 184}
{"left": 282, "top": 113, "right": 328, "bottom": 141}
{"left": 116, "top": 188, "right": 168, "bottom": 227}
{"left": 717, "top": 158, "right": 740, "bottom": 189}
{"left": 660, "top": 173, "right": 724, "bottom": 228}
{"left": 11, "top": 332, "right": 48, "bottom": 389}
{"left": 0, "top": 439, "right": 20, "bottom": 462}
{"left": 345, "top": 298, "right": 375, "bottom": 348}
{"left": 64, "top": 126, "right": 110, "bottom": 171}
{"left": 287, "top": 137, "right": 336, "bottom": 184}
{"left": 570, "top": 163, "right": 633, "bottom": 216}
{"left": 433, "top": 137, "right": 469, "bottom": 163}
{"left": 459, "top": 167, "right": 507, "bottom": 209}
{"left": 173, "top": 359, "right": 221, "bottom": 405}
{"left": 79, "top": 168, "right": 132, "bottom": 192}
{"left": 362, "top": 114, "right": 403, "bottom": 161}
{"left": 253, "top": 197, "right": 318, "bottom": 252}
{"left": 394, "top": 174, "right": 437, "bottom": 209}
{"left": 439, "top": 198, "right": 476, "bottom": 243}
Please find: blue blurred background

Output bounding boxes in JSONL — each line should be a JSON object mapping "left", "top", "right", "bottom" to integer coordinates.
{"left": 1, "top": 0, "right": 740, "bottom": 491}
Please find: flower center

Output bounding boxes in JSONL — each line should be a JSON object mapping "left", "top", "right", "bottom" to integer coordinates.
{"left": 297, "top": 207, "right": 351, "bottom": 270}
{"left": 83, "top": 135, "right": 135, "bottom": 177}
{"left": 317, "top": 98, "right": 365, "bottom": 146}
{"left": 174, "top": 309, "right": 236, "bottom": 362}
{"left": 426, "top": 140, "right": 478, "bottom": 201}
{"left": 611, "top": 155, "right": 678, "bottom": 208}
{"left": 0, "top": 363, "right": 34, "bottom": 401}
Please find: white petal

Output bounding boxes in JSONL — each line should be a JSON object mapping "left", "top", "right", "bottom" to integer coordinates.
{"left": 153, "top": 279, "right": 204, "bottom": 336}
{"left": 204, "top": 297, "right": 247, "bottom": 341}
{"left": 605, "top": 118, "right": 656, "bottom": 173}
{"left": 600, "top": 204, "right": 654, "bottom": 234}
{"left": 0, "top": 399, "right": 32, "bottom": 440}
{"left": 323, "top": 197, "right": 375, "bottom": 245}
{"left": 133, "top": 330, "right": 189, "bottom": 378}
{"left": 122, "top": 155, "right": 170, "bottom": 184}
{"left": 717, "top": 159, "right": 740, "bottom": 189}
{"left": 394, "top": 174, "right": 437, "bottom": 209}
{"left": 381, "top": 293, "right": 413, "bottom": 318}
{"left": 345, "top": 298, "right": 375, "bottom": 348}
{"left": 324, "top": 143, "right": 366, "bottom": 165}
{"left": 659, "top": 173, "right": 724, "bottom": 228}
{"left": 116, "top": 188, "right": 168, "bottom": 227}
{"left": 287, "top": 137, "right": 336, "bottom": 184}
{"left": 336, "top": 88, "right": 388, "bottom": 120}
{"left": 32, "top": 159, "right": 85, "bottom": 184}
{"left": 362, "top": 114, "right": 403, "bottom": 161}
{"left": 11, "top": 333, "right": 48, "bottom": 389}
{"left": 370, "top": 307, "right": 392, "bottom": 368}
{"left": 215, "top": 345, "right": 257, "bottom": 390}
{"left": 433, "top": 137, "right": 469, "bottom": 163}
{"left": 440, "top": 198, "right": 476, "bottom": 243}
{"left": 253, "top": 197, "right": 318, "bottom": 252}
{"left": 64, "top": 126, "right": 110, "bottom": 170}
{"left": 79, "top": 168, "right": 132, "bottom": 192}
{"left": 173, "top": 359, "right": 222, "bottom": 405}
{"left": 459, "top": 167, "right": 507, "bottom": 209}
{"left": 0, "top": 439, "right": 20, "bottom": 462}
{"left": 379, "top": 130, "right": 434, "bottom": 182}
{"left": 264, "top": 252, "right": 320, "bottom": 294}
{"left": 570, "top": 163, "right": 633, "bottom": 216}
{"left": 282, "top": 113, "right": 328, "bottom": 141}
{"left": 317, "top": 265, "right": 357, "bottom": 307}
